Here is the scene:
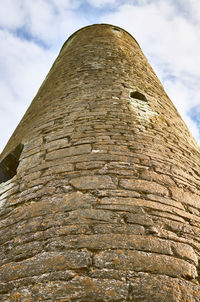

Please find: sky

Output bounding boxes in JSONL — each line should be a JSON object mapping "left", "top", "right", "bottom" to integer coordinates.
{"left": 0, "top": 0, "right": 200, "bottom": 153}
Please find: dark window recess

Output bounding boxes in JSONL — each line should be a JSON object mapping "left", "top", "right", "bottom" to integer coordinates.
{"left": 112, "top": 27, "right": 120, "bottom": 32}
{"left": 0, "top": 144, "right": 23, "bottom": 184}
{"left": 130, "top": 91, "right": 147, "bottom": 102}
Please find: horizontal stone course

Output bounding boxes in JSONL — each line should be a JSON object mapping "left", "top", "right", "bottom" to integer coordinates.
{"left": 146, "top": 193, "right": 185, "bottom": 210}
{"left": 93, "top": 250, "right": 197, "bottom": 279}
{"left": 119, "top": 179, "right": 169, "bottom": 196}
{"left": 170, "top": 186, "right": 200, "bottom": 210}
{"left": 45, "top": 137, "right": 70, "bottom": 151}
{"left": 44, "top": 233, "right": 198, "bottom": 264}
{"left": 96, "top": 197, "right": 187, "bottom": 216}
{"left": 128, "top": 273, "right": 200, "bottom": 302}
{"left": 4, "top": 277, "right": 128, "bottom": 301}
{"left": 46, "top": 144, "right": 91, "bottom": 160}
{"left": 0, "top": 250, "right": 92, "bottom": 282}
{"left": 69, "top": 175, "right": 117, "bottom": 189}
{"left": 43, "top": 162, "right": 74, "bottom": 175}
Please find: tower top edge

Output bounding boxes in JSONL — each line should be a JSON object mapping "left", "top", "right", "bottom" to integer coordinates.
{"left": 0, "top": 24, "right": 141, "bottom": 161}
{"left": 60, "top": 23, "right": 141, "bottom": 54}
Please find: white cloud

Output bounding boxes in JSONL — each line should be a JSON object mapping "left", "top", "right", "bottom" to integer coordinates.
{"left": 23, "top": 0, "right": 56, "bottom": 42}
{"left": 0, "top": 0, "right": 89, "bottom": 152}
{"left": 51, "top": 0, "right": 80, "bottom": 10}
{"left": 0, "top": 0, "right": 86, "bottom": 45}
{"left": 0, "top": 29, "right": 55, "bottom": 151}
{"left": 86, "top": 0, "right": 118, "bottom": 8}
{"left": 0, "top": 29, "right": 54, "bottom": 97}
{"left": 176, "top": 0, "right": 200, "bottom": 24}
{"left": 0, "top": 0, "right": 25, "bottom": 29}
{"left": 21, "top": 0, "right": 86, "bottom": 45}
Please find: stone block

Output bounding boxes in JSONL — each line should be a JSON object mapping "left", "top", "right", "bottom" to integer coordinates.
{"left": 46, "top": 144, "right": 91, "bottom": 160}
{"left": 128, "top": 274, "right": 200, "bottom": 302}
{"left": 170, "top": 186, "right": 200, "bottom": 210}
{"left": 69, "top": 175, "right": 117, "bottom": 189}
{"left": 0, "top": 250, "right": 92, "bottom": 282}
{"left": 93, "top": 250, "right": 197, "bottom": 279}
{"left": 120, "top": 179, "right": 169, "bottom": 196}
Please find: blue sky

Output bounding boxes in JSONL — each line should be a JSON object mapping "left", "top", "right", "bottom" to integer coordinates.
{"left": 0, "top": 0, "right": 200, "bottom": 152}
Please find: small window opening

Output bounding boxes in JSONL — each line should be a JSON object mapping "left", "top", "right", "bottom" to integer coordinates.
{"left": 112, "top": 27, "right": 120, "bottom": 32}
{"left": 130, "top": 91, "right": 147, "bottom": 102}
{"left": 0, "top": 144, "right": 24, "bottom": 184}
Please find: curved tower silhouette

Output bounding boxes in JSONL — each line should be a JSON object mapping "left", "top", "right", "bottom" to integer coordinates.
{"left": 0, "top": 24, "right": 200, "bottom": 301}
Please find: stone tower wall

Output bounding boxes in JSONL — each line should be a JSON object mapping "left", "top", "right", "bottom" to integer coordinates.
{"left": 0, "top": 24, "right": 200, "bottom": 301}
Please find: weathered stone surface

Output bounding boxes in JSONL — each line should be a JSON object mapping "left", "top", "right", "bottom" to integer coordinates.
{"left": 0, "top": 250, "right": 92, "bottom": 282}
{"left": 94, "top": 250, "right": 197, "bottom": 279}
{"left": 96, "top": 196, "right": 187, "bottom": 215}
{"left": 69, "top": 175, "right": 117, "bottom": 189}
{"left": 4, "top": 277, "right": 128, "bottom": 301}
{"left": 0, "top": 24, "right": 200, "bottom": 301}
{"left": 171, "top": 241, "right": 198, "bottom": 265}
{"left": 170, "top": 186, "right": 200, "bottom": 209}
{"left": 76, "top": 161, "right": 105, "bottom": 170}
{"left": 46, "top": 144, "right": 92, "bottom": 160}
{"left": 43, "top": 162, "right": 74, "bottom": 175}
{"left": 140, "top": 169, "right": 175, "bottom": 185}
{"left": 147, "top": 193, "right": 185, "bottom": 209}
{"left": 128, "top": 274, "right": 200, "bottom": 302}
{"left": 120, "top": 179, "right": 169, "bottom": 196}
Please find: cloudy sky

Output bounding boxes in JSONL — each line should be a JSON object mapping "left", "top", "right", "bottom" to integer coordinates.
{"left": 0, "top": 0, "right": 200, "bottom": 152}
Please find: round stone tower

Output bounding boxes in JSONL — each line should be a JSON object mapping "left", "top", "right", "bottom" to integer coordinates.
{"left": 0, "top": 24, "right": 200, "bottom": 301}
